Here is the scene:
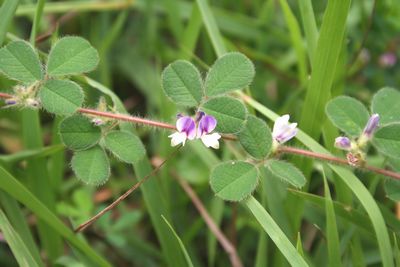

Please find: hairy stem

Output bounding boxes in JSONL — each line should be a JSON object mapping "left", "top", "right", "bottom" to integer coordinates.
{"left": 278, "top": 146, "right": 400, "bottom": 180}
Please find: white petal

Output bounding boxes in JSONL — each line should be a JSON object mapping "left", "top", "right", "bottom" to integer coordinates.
{"left": 201, "top": 133, "right": 221, "bottom": 149}
{"left": 272, "top": 114, "right": 290, "bottom": 137}
{"left": 168, "top": 132, "right": 187, "bottom": 146}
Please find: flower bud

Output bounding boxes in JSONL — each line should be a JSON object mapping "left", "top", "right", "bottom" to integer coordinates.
{"left": 334, "top": 137, "right": 352, "bottom": 150}
{"left": 363, "top": 114, "right": 379, "bottom": 138}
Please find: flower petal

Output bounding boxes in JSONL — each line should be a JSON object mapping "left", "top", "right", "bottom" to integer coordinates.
{"left": 197, "top": 115, "right": 217, "bottom": 137}
{"left": 272, "top": 114, "right": 290, "bottom": 137}
{"left": 201, "top": 133, "right": 221, "bottom": 149}
{"left": 363, "top": 114, "right": 379, "bottom": 137}
{"left": 334, "top": 136, "right": 351, "bottom": 150}
{"left": 176, "top": 116, "right": 195, "bottom": 133}
{"left": 168, "top": 132, "right": 187, "bottom": 146}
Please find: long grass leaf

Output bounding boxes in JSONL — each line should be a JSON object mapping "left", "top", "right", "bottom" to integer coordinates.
{"left": 278, "top": 0, "right": 307, "bottom": 82}
{"left": 299, "top": 0, "right": 351, "bottom": 139}
{"left": 0, "top": 0, "right": 19, "bottom": 45}
{"left": 0, "top": 167, "right": 111, "bottom": 267}
{"left": 162, "top": 215, "right": 195, "bottom": 267}
{"left": 323, "top": 173, "right": 342, "bottom": 267}
{"left": 0, "top": 209, "right": 43, "bottom": 267}
{"left": 297, "top": 0, "right": 318, "bottom": 62}
{"left": 245, "top": 196, "right": 308, "bottom": 267}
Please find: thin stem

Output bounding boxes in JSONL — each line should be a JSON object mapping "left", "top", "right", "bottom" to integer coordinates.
{"left": 173, "top": 173, "right": 243, "bottom": 267}
{"left": 278, "top": 146, "right": 400, "bottom": 180}
{"left": 29, "top": 0, "right": 46, "bottom": 45}
{"left": 75, "top": 147, "right": 181, "bottom": 233}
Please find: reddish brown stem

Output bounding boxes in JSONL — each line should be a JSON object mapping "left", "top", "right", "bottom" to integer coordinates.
{"left": 174, "top": 173, "right": 243, "bottom": 267}
{"left": 278, "top": 146, "right": 400, "bottom": 180}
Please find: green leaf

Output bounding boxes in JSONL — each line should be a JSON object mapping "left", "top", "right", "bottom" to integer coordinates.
{"left": 161, "top": 215, "right": 194, "bottom": 267}
{"left": 384, "top": 179, "right": 400, "bottom": 202}
{"left": 265, "top": 160, "right": 306, "bottom": 188}
{"left": 39, "top": 79, "right": 84, "bottom": 115}
{"left": 201, "top": 96, "right": 247, "bottom": 133}
{"left": 104, "top": 131, "right": 146, "bottom": 163}
{"left": 0, "top": 40, "right": 43, "bottom": 84}
{"left": 205, "top": 52, "right": 255, "bottom": 96}
{"left": 373, "top": 123, "right": 400, "bottom": 159}
{"left": 47, "top": 36, "right": 99, "bottom": 77}
{"left": 71, "top": 146, "right": 110, "bottom": 186}
{"left": 299, "top": 0, "right": 351, "bottom": 139}
{"left": 244, "top": 196, "right": 308, "bottom": 267}
{"left": 325, "top": 96, "right": 369, "bottom": 137}
{"left": 210, "top": 161, "right": 259, "bottom": 202}
{"left": 238, "top": 115, "right": 272, "bottom": 159}
{"left": 59, "top": 115, "right": 101, "bottom": 151}
{"left": 372, "top": 87, "right": 400, "bottom": 125}
{"left": 0, "top": 209, "right": 43, "bottom": 267}
{"left": 161, "top": 60, "right": 203, "bottom": 106}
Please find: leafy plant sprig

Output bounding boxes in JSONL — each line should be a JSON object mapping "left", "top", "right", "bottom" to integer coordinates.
{"left": 1, "top": 37, "right": 400, "bottom": 232}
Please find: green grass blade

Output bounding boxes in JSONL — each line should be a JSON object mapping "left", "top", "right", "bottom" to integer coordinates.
{"left": 0, "top": 145, "right": 64, "bottom": 164}
{"left": 245, "top": 196, "right": 308, "bottom": 267}
{"left": 196, "top": 0, "right": 227, "bottom": 56}
{"left": 0, "top": 167, "right": 111, "bottom": 267}
{"left": 0, "top": 209, "right": 43, "bottom": 267}
{"left": 21, "top": 110, "right": 63, "bottom": 262}
{"left": 0, "top": 193, "right": 43, "bottom": 265}
{"left": 278, "top": 0, "right": 307, "bottom": 82}
{"left": 241, "top": 94, "right": 394, "bottom": 267}
{"left": 297, "top": 0, "right": 318, "bottom": 62}
{"left": 296, "top": 232, "right": 304, "bottom": 257}
{"left": 299, "top": 0, "right": 351, "bottom": 139}
{"left": 180, "top": 4, "right": 202, "bottom": 60}
{"left": 323, "top": 173, "right": 342, "bottom": 267}
{"left": 0, "top": 0, "right": 19, "bottom": 45}
{"left": 29, "top": 0, "right": 45, "bottom": 45}
{"left": 161, "top": 215, "right": 195, "bottom": 267}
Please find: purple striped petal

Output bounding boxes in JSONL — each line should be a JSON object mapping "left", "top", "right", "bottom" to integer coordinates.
{"left": 176, "top": 116, "right": 196, "bottom": 140}
{"left": 363, "top": 114, "right": 379, "bottom": 137}
{"left": 197, "top": 115, "right": 217, "bottom": 137}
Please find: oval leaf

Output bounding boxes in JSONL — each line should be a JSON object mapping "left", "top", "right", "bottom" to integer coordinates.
{"left": 373, "top": 123, "right": 400, "bottom": 158}
{"left": 104, "top": 131, "right": 146, "bottom": 163}
{"left": 210, "top": 161, "right": 259, "bottom": 202}
{"left": 325, "top": 96, "right": 370, "bottom": 137}
{"left": 47, "top": 36, "right": 99, "bottom": 77}
{"left": 384, "top": 179, "right": 400, "bottom": 202}
{"left": 0, "top": 41, "right": 43, "bottom": 84}
{"left": 265, "top": 160, "right": 306, "bottom": 188}
{"left": 71, "top": 146, "right": 110, "bottom": 185}
{"left": 162, "top": 60, "right": 203, "bottom": 106}
{"left": 238, "top": 115, "right": 272, "bottom": 159}
{"left": 205, "top": 52, "right": 255, "bottom": 96}
{"left": 201, "top": 96, "right": 247, "bottom": 133}
{"left": 372, "top": 87, "right": 400, "bottom": 125}
{"left": 59, "top": 115, "right": 101, "bottom": 151}
{"left": 39, "top": 79, "right": 84, "bottom": 115}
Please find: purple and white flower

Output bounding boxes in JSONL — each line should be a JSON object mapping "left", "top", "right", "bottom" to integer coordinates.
{"left": 362, "top": 114, "right": 380, "bottom": 138}
{"left": 168, "top": 115, "right": 196, "bottom": 146}
{"left": 334, "top": 136, "right": 352, "bottom": 150}
{"left": 272, "top": 114, "right": 298, "bottom": 144}
{"left": 197, "top": 114, "right": 221, "bottom": 149}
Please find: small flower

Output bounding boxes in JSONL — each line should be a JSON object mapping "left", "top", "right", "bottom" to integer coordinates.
{"left": 168, "top": 116, "right": 196, "bottom": 146}
{"left": 5, "top": 98, "right": 18, "bottom": 106}
{"left": 197, "top": 114, "right": 221, "bottom": 149}
{"left": 26, "top": 98, "right": 40, "bottom": 108}
{"left": 92, "top": 118, "right": 104, "bottom": 126}
{"left": 334, "top": 136, "right": 352, "bottom": 151}
{"left": 379, "top": 52, "right": 397, "bottom": 68}
{"left": 362, "top": 114, "right": 379, "bottom": 138}
{"left": 272, "top": 114, "right": 298, "bottom": 144}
